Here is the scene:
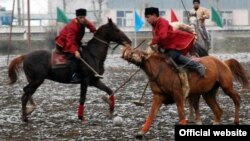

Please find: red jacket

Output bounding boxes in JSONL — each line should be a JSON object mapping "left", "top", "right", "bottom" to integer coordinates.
{"left": 55, "top": 18, "right": 96, "bottom": 54}
{"left": 150, "top": 17, "right": 195, "bottom": 55}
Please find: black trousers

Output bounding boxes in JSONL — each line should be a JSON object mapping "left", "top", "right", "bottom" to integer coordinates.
{"left": 166, "top": 50, "right": 200, "bottom": 70}
{"left": 56, "top": 45, "right": 79, "bottom": 75}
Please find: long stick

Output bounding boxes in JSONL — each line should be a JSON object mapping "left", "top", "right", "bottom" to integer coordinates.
{"left": 78, "top": 57, "right": 103, "bottom": 78}
{"left": 138, "top": 80, "right": 149, "bottom": 102}
{"left": 134, "top": 39, "right": 146, "bottom": 49}
{"left": 114, "top": 68, "right": 140, "bottom": 93}
{"left": 180, "top": 0, "right": 188, "bottom": 13}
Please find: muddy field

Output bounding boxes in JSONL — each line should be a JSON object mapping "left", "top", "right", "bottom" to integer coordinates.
{"left": 0, "top": 54, "right": 250, "bottom": 141}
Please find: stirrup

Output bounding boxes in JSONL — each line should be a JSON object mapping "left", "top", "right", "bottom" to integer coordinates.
{"left": 70, "top": 73, "right": 81, "bottom": 83}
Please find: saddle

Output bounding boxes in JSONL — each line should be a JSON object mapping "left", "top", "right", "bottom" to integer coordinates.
{"left": 51, "top": 48, "right": 68, "bottom": 69}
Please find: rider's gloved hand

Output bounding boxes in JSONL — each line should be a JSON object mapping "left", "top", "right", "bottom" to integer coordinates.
{"left": 74, "top": 50, "right": 81, "bottom": 59}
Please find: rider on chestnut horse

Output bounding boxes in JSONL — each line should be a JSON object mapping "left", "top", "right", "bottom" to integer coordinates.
{"left": 145, "top": 7, "right": 206, "bottom": 78}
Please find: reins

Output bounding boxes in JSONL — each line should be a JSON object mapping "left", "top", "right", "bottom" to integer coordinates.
{"left": 93, "top": 35, "right": 125, "bottom": 54}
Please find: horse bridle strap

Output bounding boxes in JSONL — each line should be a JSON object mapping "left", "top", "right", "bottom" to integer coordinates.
{"left": 93, "top": 36, "right": 109, "bottom": 45}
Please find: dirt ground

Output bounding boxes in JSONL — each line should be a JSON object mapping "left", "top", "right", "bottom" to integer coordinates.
{"left": 0, "top": 54, "right": 250, "bottom": 141}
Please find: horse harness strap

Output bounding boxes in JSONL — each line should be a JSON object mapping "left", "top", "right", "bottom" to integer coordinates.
{"left": 93, "top": 36, "right": 109, "bottom": 45}
{"left": 93, "top": 36, "right": 121, "bottom": 53}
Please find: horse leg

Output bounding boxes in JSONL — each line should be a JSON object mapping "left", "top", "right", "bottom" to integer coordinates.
{"left": 26, "top": 97, "right": 36, "bottom": 115}
{"left": 173, "top": 92, "right": 187, "bottom": 125}
{"left": 221, "top": 87, "right": 241, "bottom": 125}
{"left": 90, "top": 79, "right": 114, "bottom": 117}
{"left": 22, "top": 79, "right": 44, "bottom": 122}
{"left": 188, "top": 96, "right": 202, "bottom": 124}
{"left": 202, "top": 84, "right": 222, "bottom": 125}
{"left": 78, "top": 82, "right": 88, "bottom": 120}
{"left": 192, "top": 96, "right": 202, "bottom": 125}
{"left": 136, "top": 94, "right": 163, "bottom": 138}
{"left": 187, "top": 97, "right": 195, "bottom": 123}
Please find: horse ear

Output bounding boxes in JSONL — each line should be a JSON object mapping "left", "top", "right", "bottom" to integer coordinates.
{"left": 108, "top": 18, "right": 113, "bottom": 24}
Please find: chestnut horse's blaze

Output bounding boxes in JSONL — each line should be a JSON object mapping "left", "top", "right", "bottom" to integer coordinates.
{"left": 122, "top": 47, "right": 249, "bottom": 138}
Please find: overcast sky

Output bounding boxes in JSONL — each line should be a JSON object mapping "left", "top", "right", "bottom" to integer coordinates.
{"left": 0, "top": 0, "right": 48, "bottom": 14}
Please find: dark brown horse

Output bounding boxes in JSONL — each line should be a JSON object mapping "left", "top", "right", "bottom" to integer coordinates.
{"left": 121, "top": 47, "right": 249, "bottom": 138}
{"left": 8, "top": 18, "right": 132, "bottom": 122}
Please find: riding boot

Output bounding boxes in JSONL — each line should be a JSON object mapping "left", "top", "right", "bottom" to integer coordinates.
{"left": 176, "top": 55, "right": 206, "bottom": 77}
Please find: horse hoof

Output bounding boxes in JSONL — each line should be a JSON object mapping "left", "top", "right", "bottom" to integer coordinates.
{"left": 234, "top": 121, "right": 239, "bottom": 125}
{"left": 81, "top": 120, "right": 88, "bottom": 124}
{"left": 78, "top": 116, "right": 83, "bottom": 120}
{"left": 21, "top": 116, "right": 28, "bottom": 122}
{"left": 102, "top": 96, "right": 112, "bottom": 106}
{"left": 108, "top": 111, "right": 114, "bottom": 118}
{"left": 135, "top": 131, "right": 145, "bottom": 139}
{"left": 26, "top": 106, "right": 36, "bottom": 115}
{"left": 212, "top": 121, "right": 220, "bottom": 125}
{"left": 195, "top": 121, "right": 202, "bottom": 125}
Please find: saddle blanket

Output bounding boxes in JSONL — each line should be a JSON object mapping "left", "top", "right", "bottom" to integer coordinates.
{"left": 51, "top": 49, "right": 68, "bottom": 68}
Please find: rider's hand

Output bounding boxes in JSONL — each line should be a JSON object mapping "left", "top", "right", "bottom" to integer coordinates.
{"left": 74, "top": 51, "right": 81, "bottom": 59}
{"left": 147, "top": 40, "right": 152, "bottom": 46}
{"left": 150, "top": 44, "right": 158, "bottom": 52}
{"left": 202, "top": 15, "right": 208, "bottom": 19}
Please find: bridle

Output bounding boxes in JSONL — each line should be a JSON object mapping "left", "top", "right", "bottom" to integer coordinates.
{"left": 93, "top": 35, "right": 130, "bottom": 53}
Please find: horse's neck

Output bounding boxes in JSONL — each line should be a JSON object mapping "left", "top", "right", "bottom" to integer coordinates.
{"left": 95, "top": 30, "right": 110, "bottom": 43}
{"left": 83, "top": 36, "right": 109, "bottom": 63}
{"left": 142, "top": 56, "right": 169, "bottom": 80}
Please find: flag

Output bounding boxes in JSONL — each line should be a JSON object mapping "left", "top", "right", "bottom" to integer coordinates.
{"left": 134, "top": 11, "right": 144, "bottom": 32}
{"left": 56, "top": 7, "right": 70, "bottom": 23}
{"left": 170, "top": 9, "right": 178, "bottom": 22}
{"left": 211, "top": 7, "right": 223, "bottom": 28}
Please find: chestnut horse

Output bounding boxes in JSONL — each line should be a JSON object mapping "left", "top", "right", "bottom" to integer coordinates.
{"left": 8, "top": 19, "right": 131, "bottom": 122}
{"left": 122, "top": 47, "right": 249, "bottom": 138}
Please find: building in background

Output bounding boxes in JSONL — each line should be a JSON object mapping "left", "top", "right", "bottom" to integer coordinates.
{"left": 0, "top": 0, "right": 249, "bottom": 29}
{"left": 1, "top": 0, "right": 250, "bottom": 41}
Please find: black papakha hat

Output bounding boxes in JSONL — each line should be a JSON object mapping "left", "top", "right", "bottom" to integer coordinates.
{"left": 76, "top": 8, "right": 87, "bottom": 16}
{"left": 144, "top": 7, "right": 159, "bottom": 17}
{"left": 193, "top": 0, "right": 200, "bottom": 4}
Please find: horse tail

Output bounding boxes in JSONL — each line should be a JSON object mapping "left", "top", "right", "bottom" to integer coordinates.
{"left": 224, "top": 58, "right": 249, "bottom": 90}
{"left": 8, "top": 55, "right": 26, "bottom": 85}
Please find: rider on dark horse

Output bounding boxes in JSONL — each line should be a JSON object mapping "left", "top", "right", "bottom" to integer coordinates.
{"left": 190, "top": 0, "right": 210, "bottom": 46}
{"left": 55, "top": 8, "right": 97, "bottom": 82}
{"left": 145, "top": 7, "right": 205, "bottom": 77}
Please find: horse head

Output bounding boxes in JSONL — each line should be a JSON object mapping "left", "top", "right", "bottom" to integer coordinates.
{"left": 95, "top": 18, "right": 132, "bottom": 47}
{"left": 122, "top": 46, "right": 150, "bottom": 66}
